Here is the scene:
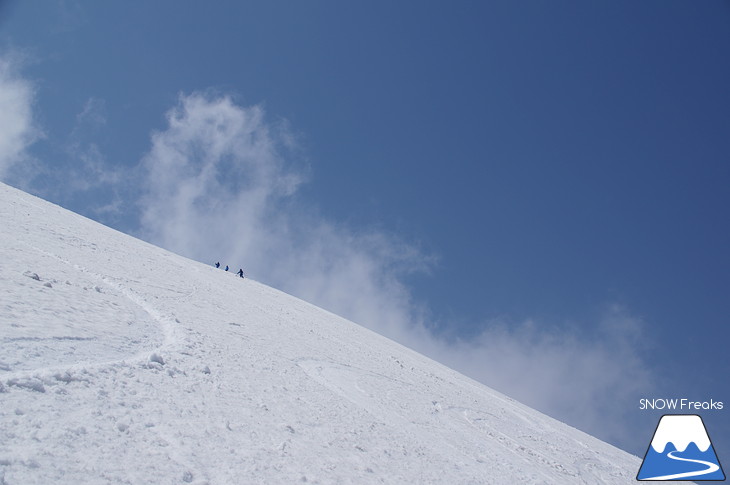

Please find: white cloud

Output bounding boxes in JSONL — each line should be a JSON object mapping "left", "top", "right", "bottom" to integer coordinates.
{"left": 139, "top": 93, "right": 303, "bottom": 261}
{"left": 0, "top": 54, "right": 41, "bottom": 182}
{"left": 138, "top": 92, "right": 654, "bottom": 451}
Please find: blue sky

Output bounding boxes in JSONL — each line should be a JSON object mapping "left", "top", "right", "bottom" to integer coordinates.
{"left": 1, "top": 1, "right": 728, "bottom": 457}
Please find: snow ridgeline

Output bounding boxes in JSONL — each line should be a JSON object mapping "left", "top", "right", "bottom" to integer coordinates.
{"left": 1, "top": 182, "right": 642, "bottom": 484}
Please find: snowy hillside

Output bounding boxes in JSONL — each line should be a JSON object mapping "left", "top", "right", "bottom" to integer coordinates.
{"left": 1, "top": 182, "right": 643, "bottom": 484}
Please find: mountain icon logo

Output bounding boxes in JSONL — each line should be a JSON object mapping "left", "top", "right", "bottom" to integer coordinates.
{"left": 637, "top": 414, "right": 725, "bottom": 481}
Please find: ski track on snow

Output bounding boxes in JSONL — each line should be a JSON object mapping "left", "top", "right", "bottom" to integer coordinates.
{"left": 1, "top": 243, "right": 181, "bottom": 386}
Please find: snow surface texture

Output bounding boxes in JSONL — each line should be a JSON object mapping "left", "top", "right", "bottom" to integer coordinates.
{"left": 0, "top": 181, "right": 647, "bottom": 484}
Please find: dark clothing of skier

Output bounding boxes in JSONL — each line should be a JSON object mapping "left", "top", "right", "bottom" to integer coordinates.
{"left": 237, "top": 269, "right": 245, "bottom": 278}
{"left": 225, "top": 265, "right": 229, "bottom": 272}
{"left": 215, "top": 262, "right": 220, "bottom": 268}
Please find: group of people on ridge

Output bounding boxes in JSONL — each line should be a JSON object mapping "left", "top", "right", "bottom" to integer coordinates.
{"left": 215, "top": 261, "right": 245, "bottom": 279}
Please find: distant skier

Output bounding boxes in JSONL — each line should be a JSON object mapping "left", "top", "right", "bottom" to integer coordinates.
{"left": 225, "top": 265, "right": 229, "bottom": 272}
{"left": 237, "top": 268, "right": 245, "bottom": 278}
{"left": 215, "top": 262, "right": 220, "bottom": 268}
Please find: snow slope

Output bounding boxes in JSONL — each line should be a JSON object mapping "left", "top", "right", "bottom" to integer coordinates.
{"left": 1, "top": 182, "right": 644, "bottom": 484}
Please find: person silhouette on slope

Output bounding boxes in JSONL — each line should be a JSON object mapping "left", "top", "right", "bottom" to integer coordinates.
{"left": 225, "top": 265, "right": 229, "bottom": 272}
{"left": 237, "top": 268, "right": 245, "bottom": 278}
{"left": 215, "top": 262, "right": 220, "bottom": 268}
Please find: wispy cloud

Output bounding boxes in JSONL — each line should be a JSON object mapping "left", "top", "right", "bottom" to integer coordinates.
{"left": 138, "top": 92, "right": 654, "bottom": 451}
{"left": 27, "top": 95, "right": 130, "bottom": 221}
{"left": 75, "top": 97, "right": 107, "bottom": 131}
{"left": 0, "top": 53, "right": 42, "bottom": 183}
{"left": 65, "top": 97, "right": 123, "bottom": 191}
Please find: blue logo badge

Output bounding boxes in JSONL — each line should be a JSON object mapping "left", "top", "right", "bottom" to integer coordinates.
{"left": 637, "top": 414, "right": 725, "bottom": 481}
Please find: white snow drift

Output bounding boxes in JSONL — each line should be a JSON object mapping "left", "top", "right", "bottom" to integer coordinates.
{"left": 0, "top": 182, "right": 643, "bottom": 484}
